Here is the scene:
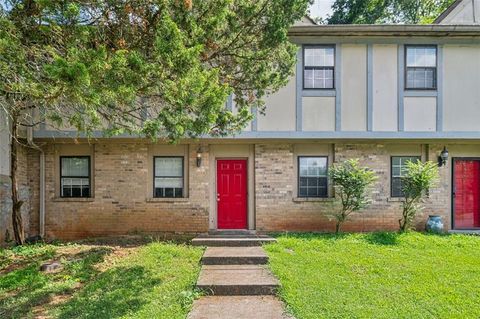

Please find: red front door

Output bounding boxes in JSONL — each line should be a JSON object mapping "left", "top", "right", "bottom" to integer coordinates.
{"left": 454, "top": 160, "right": 480, "bottom": 229}
{"left": 217, "top": 159, "right": 248, "bottom": 229}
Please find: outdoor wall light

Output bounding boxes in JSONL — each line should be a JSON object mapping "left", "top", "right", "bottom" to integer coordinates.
{"left": 438, "top": 146, "right": 449, "bottom": 167}
{"left": 196, "top": 147, "right": 202, "bottom": 167}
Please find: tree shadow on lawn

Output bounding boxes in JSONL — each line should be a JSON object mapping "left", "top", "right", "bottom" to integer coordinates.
{"left": 364, "top": 232, "right": 400, "bottom": 246}
{"left": 0, "top": 247, "right": 113, "bottom": 318}
{"left": 56, "top": 265, "right": 160, "bottom": 319}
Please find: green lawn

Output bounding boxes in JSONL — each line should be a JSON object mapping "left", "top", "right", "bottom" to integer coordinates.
{"left": 265, "top": 232, "right": 480, "bottom": 319}
{"left": 0, "top": 239, "right": 203, "bottom": 319}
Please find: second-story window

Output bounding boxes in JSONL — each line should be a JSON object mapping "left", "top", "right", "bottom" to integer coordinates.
{"left": 304, "top": 46, "right": 335, "bottom": 89}
{"left": 406, "top": 46, "right": 437, "bottom": 90}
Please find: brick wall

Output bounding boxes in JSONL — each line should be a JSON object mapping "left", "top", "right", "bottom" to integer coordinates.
{"left": 255, "top": 143, "right": 452, "bottom": 233}
{"left": 22, "top": 140, "right": 466, "bottom": 240}
{"left": 29, "top": 142, "right": 210, "bottom": 240}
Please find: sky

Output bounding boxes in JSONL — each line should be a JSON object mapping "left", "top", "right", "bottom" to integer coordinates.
{"left": 310, "top": 0, "right": 335, "bottom": 20}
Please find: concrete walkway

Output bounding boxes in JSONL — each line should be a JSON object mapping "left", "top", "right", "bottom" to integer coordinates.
{"left": 188, "top": 235, "right": 292, "bottom": 319}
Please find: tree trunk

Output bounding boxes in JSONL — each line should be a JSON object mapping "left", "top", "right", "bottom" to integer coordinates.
{"left": 10, "top": 114, "right": 25, "bottom": 245}
{"left": 335, "top": 221, "right": 341, "bottom": 234}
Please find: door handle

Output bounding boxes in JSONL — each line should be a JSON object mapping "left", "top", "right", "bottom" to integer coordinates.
{"left": 217, "top": 193, "right": 220, "bottom": 202}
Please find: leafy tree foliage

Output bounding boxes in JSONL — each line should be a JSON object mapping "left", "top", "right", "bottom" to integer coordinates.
{"left": 329, "top": 159, "right": 377, "bottom": 233}
{"left": 399, "top": 160, "right": 439, "bottom": 232}
{"left": 0, "top": 0, "right": 310, "bottom": 244}
{"left": 327, "top": 0, "right": 456, "bottom": 24}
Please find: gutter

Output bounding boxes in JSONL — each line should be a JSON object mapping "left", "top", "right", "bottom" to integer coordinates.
{"left": 27, "top": 120, "right": 45, "bottom": 239}
{"left": 288, "top": 24, "right": 480, "bottom": 37}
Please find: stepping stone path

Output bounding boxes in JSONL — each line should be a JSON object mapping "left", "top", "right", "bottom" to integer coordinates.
{"left": 189, "top": 235, "right": 292, "bottom": 319}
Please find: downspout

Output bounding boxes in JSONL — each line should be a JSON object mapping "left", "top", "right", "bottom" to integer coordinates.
{"left": 27, "top": 119, "right": 45, "bottom": 239}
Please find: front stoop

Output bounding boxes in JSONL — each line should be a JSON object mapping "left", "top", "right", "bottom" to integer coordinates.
{"left": 189, "top": 235, "right": 292, "bottom": 318}
{"left": 187, "top": 296, "right": 293, "bottom": 319}
{"left": 197, "top": 265, "right": 279, "bottom": 295}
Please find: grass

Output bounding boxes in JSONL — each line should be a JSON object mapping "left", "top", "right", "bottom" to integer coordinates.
{"left": 265, "top": 232, "right": 480, "bottom": 319}
{"left": 0, "top": 238, "right": 203, "bottom": 319}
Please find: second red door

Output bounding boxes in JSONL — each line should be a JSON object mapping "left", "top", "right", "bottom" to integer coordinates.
{"left": 217, "top": 159, "right": 247, "bottom": 229}
{"left": 454, "top": 159, "right": 480, "bottom": 229}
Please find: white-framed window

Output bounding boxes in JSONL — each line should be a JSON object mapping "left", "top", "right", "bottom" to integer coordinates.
{"left": 154, "top": 157, "right": 184, "bottom": 198}
{"left": 298, "top": 156, "right": 328, "bottom": 198}
{"left": 405, "top": 45, "right": 437, "bottom": 90}
{"left": 391, "top": 156, "right": 421, "bottom": 197}
{"left": 60, "top": 156, "right": 91, "bottom": 198}
{"left": 303, "top": 46, "right": 335, "bottom": 89}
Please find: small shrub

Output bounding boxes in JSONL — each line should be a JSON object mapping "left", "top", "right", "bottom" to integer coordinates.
{"left": 399, "top": 160, "right": 439, "bottom": 232}
{"left": 330, "top": 159, "right": 377, "bottom": 233}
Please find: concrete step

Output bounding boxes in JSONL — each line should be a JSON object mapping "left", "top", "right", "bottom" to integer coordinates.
{"left": 202, "top": 247, "right": 268, "bottom": 265}
{"left": 196, "top": 265, "right": 279, "bottom": 296}
{"left": 192, "top": 235, "right": 276, "bottom": 247}
{"left": 208, "top": 229, "right": 257, "bottom": 236}
{"left": 188, "top": 296, "right": 293, "bottom": 319}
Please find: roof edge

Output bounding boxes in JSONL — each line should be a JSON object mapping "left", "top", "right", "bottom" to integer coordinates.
{"left": 434, "top": 0, "right": 464, "bottom": 24}
{"left": 288, "top": 24, "right": 480, "bottom": 36}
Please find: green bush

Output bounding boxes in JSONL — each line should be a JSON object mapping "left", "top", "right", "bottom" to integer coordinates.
{"left": 330, "top": 159, "right": 377, "bottom": 233}
{"left": 399, "top": 160, "right": 439, "bottom": 232}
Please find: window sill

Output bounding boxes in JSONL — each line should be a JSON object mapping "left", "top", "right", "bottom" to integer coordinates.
{"left": 293, "top": 197, "right": 336, "bottom": 203}
{"left": 387, "top": 197, "right": 404, "bottom": 202}
{"left": 53, "top": 197, "right": 94, "bottom": 202}
{"left": 145, "top": 197, "right": 189, "bottom": 203}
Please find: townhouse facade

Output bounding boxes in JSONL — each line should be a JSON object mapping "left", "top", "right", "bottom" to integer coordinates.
{"left": 1, "top": 0, "right": 480, "bottom": 241}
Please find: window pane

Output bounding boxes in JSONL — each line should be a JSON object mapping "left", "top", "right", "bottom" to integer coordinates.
{"left": 406, "top": 68, "right": 436, "bottom": 89}
{"left": 407, "top": 47, "right": 436, "bottom": 67}
{"left": 155, "top": 187, "right": 183, "bottom": 198}
{"left": 299, "top": 157, "right": 327, "bottom": 177}
{"left": 154, "top": 177, "right": 183, "bottom": 188}
{"left": 304, "top": 69, "right": 314, "bottom": 89}
{"left": 312, "top": 69, "right": 334, "bottom": 89}
{"left": 299, "top": 157, "right": 328, "bottom": 198}
{"left": 424, "top": 48, "right": 436, "bottom": 67}
{"left": 155, "top": 157, "right": 183, "bottom": 177}
{"left": 61, "top": 157, "right": 89, "bottom": 176}
{"left": 392, "top": 166, "right": 401, "bottom": 177}
{"left": 391, "top": 156, "right": 420, "bottom": 197}
{"left": 392, "top": 177, "right": 403, "bottom": 197}
{"left": 61, "top": 177, "right": 90, "bottom": 198}
{"left": 304, "top": 47, "right": 334, "bottom": 67}
{"left": 154, "top": 177, "right": 183, "bottom": 198}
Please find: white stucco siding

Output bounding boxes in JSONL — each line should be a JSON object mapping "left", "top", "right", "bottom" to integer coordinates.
{"left": 257, "top": 74, "right": 296, "bottom": 131}
{"left": 404, "top": 97, "right": 437, "bottom": 132}
{"left": 341, "top": 44, "right": 367, "bottom": 131}
{"left": 228, "top": 94, "right": 252, "bottom": 132}
{"left": 302, "top": 96, "right": 335, "bottom": 131}
{"left": 443, "top": 45, "right": 480, "bottom": 131}
{"left": 372, "top": 45, "right": 398, "bottom": 132}
{"left": 438, "top": 0, "right": 479, "bottom": 24}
